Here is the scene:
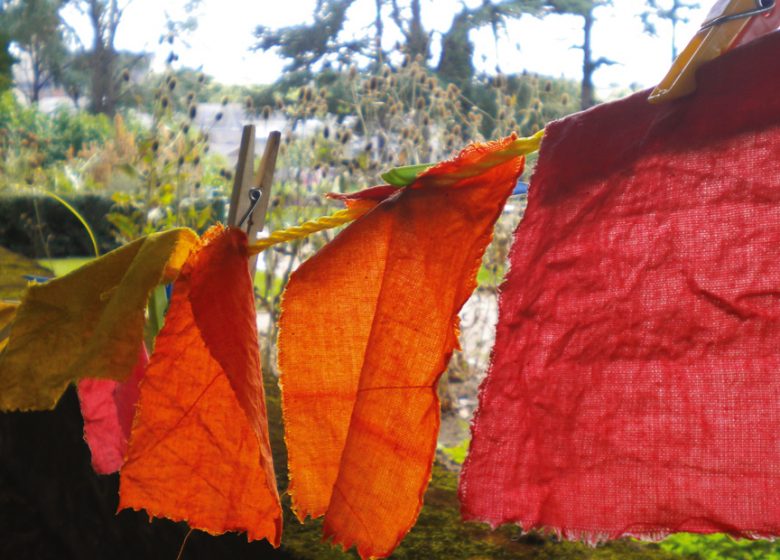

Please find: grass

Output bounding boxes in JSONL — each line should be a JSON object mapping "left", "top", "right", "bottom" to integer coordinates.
{"left": 39, "top": 257, "right": 93, "bottom": 277}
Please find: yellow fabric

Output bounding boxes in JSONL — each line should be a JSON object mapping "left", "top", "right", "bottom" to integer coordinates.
{"left": 0, "top": 228, "right": 198, "bottom": 411}
{"left": 0, "top": 302, "right": 18, "bottom": 352}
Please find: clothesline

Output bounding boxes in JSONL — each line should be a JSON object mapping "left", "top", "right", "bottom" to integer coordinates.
{"left": 246, "top": 129, "right": 545, "bottom": 255}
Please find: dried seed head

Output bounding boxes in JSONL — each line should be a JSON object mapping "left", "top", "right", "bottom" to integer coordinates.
{"left": 121, "top": 69, "right": 130, "bottom": 82}
{"left": 189, "top": 105, "right": 197, "bottom": 119}
{"left": 323, "top": 126, "right": 330, "bottom": 139}
{"left": 262, "top": 105, "right": 271, "bottom": 120}
{"left": 245, "top": 97, "right": 254, "bottom": 110}
{"left": 544, "top": 81, "right": 552, "bottom": 93}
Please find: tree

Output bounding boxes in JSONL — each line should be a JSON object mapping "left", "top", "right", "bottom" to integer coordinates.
{"left": 0, "top": 30, "right": 15, "bottom": 93}
{"left": 2, "top": 0, "right": 68, "bottom": 103}
{"left": 437, "top": 0, "right": 545, "bottom": 85}
{"left": 388, "top": 0, "right": 428, "bottom": 62}
{"left": 253, "top": 0, "right": 364, "bottom": 73}
{"left": 78, "top": 0, "right": 127, "bottom": 115}
{"left": 59, "top": 50, "right": 91, "bottom": 107}
{"left": 547, "top": 0, "right": 614, "bottom": 109}
{"left": 255, "top": 0, "right": 544, "bottom": 83}
{"left": 641, "top": 0, "right": 699, "bottom": 61}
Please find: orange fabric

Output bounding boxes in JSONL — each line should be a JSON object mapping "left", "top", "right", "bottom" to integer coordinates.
{"left": 279, "top": 136, "right": 525, "bottom": 558}
{"left": 119, "top": 226, "right": 281, "bottom": 545}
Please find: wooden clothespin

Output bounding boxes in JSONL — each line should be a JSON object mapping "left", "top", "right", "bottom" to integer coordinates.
{"left": 227, "top": 125, "right": 282, "bottom": 274}
{"left": 649, "top": 0, "right": 780, "bottom": 103}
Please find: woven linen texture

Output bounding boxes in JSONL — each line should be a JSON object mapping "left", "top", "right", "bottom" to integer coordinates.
{"left": 279, "top": 136, "right": 525, "bottom": 558}
{"left": 119, "top": 226, "right": 281, "bottom": 545}
{"left": 460, "top": 33, "right": 780, "bottom": 540}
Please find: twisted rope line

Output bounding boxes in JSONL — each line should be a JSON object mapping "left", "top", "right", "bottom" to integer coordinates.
{"left": 247, "top": 131, "right": 544, "bottom": 255}
{"left": 247, "top": 207, "right": 365, "bottom": 255}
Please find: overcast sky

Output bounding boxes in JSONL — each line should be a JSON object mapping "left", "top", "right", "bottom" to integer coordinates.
{"left": 64, "top": 0, "right": 714, "bottom": 98}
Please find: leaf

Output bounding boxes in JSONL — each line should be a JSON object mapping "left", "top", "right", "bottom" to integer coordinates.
{"left": 0, "top": 228, "right": 198, "bottom": 411}
{"left": 279, "top": 135, "right": 526, "bottom": 558}
{"left": 196, "top": 206, "right": 212, "bottom": 230}
{"left": 119, "top": 226, "right": 282, "bottom": 545}
{"left": 380, "top": 162, "right": 434, "bottom": 186}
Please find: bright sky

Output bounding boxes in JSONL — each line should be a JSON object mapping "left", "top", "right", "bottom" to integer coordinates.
{"left": 66, "top": 0, "right": 713, "bottom": 98}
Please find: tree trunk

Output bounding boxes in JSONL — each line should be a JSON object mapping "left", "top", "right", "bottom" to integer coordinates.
{"left": 374, "top": 0, "right": 383, "bottom": 65}
{"left": 90, "top": 44, "right": 116, "bottom": 115}
{"left": 436, "top": 10, "right": 475, "bottom": 86}
{"left": 407, "top": 0, "right": 428, "bottom": 61}
{"left": 580, "top": 9, "right": 595, "bottom": 110}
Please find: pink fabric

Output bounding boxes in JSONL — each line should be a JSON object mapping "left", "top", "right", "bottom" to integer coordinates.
{"left": 461, "top": 33, "right": 780, "bottom": 540}
{"left": 78, "top": 346, "right": 147, "bottom": 474}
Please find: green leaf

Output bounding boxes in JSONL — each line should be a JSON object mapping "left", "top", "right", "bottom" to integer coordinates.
{"left": 145, "top": 285, "right": 169, "bottom": 350}
{"left": 381, "top": 163, "right": 434, "bottom": 187}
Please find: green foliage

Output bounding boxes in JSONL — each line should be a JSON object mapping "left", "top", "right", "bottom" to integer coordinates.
{"left": 439, "top": 438, "right": 470, "bottom": 465}
{"left": 0, "top": 31, "right": 15, "bottom": 93}
{"left": 0, "top": 91, "right": 112, "bottom": 178}
{"left": 253, "top": 0, "right": 363, "bottom": 73}
{"left": 0, "top": 245, "right": 53, "bottom": 299}
{"left": 1, "top": 0, "right": 68, "bottom": 102}
{"left": 0, "top": 194, "right": 129, "bottom": 257}
{"left": 661, "top": 533, "right": 780, "bottom": 559}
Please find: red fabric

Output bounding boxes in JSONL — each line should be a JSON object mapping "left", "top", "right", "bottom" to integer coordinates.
{"left": 461, "top": 33, "right": 780, "bottom": 540}
{"left": 78, "top": 346, "right": 147, "bottom": 474}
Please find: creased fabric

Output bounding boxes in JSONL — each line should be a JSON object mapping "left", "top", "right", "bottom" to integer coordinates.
{"left": 78, "top": 345, "right": 147, "bottom": 475}
{"left": 119, "top": 226, "right": 282, "bottom": 545}
{"left": 461, "top": 33, "right": 780, "bottom": 540}
{"left": 279, "top": 136, "right": 525, "bottom": 558}
{"left": 0, "top": 301, "right": 17, "bottom": 352}
{"left": 0, "top": 228, "right": 197, "bottom": 411}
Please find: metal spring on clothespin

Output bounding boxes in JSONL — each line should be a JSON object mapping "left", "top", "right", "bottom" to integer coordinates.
{"left": 237, "top": 188, "right": 263, "bottom": 230}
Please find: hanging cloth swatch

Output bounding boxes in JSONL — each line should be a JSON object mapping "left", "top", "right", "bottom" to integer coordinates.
{"left": 0, "top": 229, "right": 197, "bottom": 411}
{"left": 461, "top": 33, "right": 780, "bottom": 540}
{"left": 279, "top": 136, "right": 526, "bottom": 558}
{"left": 119, "top": 226, "right": 282, "bottom": 545}
{"left": 78, "top": 345, "right": 147, "bottom": 475}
